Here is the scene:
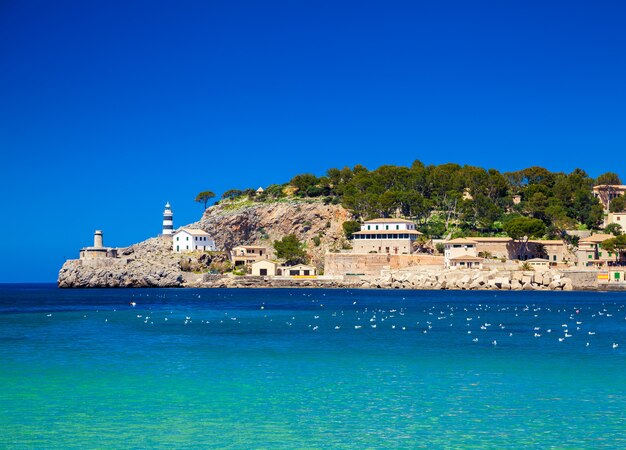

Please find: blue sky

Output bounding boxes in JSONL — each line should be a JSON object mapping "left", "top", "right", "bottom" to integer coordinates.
{"left": 1, "top": 0, "right": 625, "bottom": 282}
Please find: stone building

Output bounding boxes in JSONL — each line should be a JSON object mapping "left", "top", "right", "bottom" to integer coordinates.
{"left": 351, "top": 218, "right": 422, "bottom": 254}
{"left": 80, "top": 230, "right": 117, "bottom": 259}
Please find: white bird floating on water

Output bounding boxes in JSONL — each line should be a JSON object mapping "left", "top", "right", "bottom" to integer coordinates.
{"left": 613, "top": 343, "right": 619, "bottom": 349}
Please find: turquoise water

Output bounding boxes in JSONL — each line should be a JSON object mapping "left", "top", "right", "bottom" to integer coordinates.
{"left": 1, "top": 285, "right": 626, "bottom": 448}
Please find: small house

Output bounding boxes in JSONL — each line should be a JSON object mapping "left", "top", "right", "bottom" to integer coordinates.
{"left": 251, "top": 260, "right": 279, "bottom": 277}
{"left": 525, "top": 258, "right": 550, "bottom": 271}
{"left": 277, "top": 264, "right": 317, "bottom": 277}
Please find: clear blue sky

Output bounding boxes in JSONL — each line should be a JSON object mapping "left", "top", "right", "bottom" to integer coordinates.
{"left": 1, "top": 0, "right": 625, "bottom": 282}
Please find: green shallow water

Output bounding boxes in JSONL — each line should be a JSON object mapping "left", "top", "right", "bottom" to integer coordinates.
{"left": 1, "top": 286, "right": 625, "bottom": 448}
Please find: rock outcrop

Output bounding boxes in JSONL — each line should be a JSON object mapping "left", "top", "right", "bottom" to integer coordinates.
{"left": 58, "top": 199, "right": 353, "bottom": 288}
{"left": 58, "top": 237, "right": 186, "bottom": 288}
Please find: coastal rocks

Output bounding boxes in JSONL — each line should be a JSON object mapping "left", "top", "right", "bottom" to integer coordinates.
{"left": 58, "top": 236, "right": 186, "bottom": 288}
{"left": 58, "top": 258, "right": 184, "bottom": 288}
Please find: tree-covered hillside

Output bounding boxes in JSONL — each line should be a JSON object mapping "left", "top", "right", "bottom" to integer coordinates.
{"left": 216, "top": 162, "right": 622, "bottom": 239}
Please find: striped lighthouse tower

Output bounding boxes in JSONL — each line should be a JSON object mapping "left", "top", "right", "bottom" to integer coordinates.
{"left": 162, "top": 202, "right": 173, "bottom": 235}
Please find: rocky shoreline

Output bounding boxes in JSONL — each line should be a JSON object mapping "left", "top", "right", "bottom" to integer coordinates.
{"left": 58, "top": 199, "right": 614, "bottom": 291}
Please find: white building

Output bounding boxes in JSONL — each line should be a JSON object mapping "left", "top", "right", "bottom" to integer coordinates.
{"left": 173, "top": 228, "right": 215, "bottom": 252}
{"left": 351, "top": 218, "right": 422, "bottom": 254}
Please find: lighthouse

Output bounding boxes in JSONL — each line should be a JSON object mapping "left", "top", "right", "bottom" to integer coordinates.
{"left": 162, "top": 202, "right": 173, "bottom": 235}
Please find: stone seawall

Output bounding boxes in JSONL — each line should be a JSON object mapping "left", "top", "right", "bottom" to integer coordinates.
{"left": 365, "top": 268, "right": 576, "bottom": 291}
{"left": 324, "top": 252, "right": 444, "bottom": 276}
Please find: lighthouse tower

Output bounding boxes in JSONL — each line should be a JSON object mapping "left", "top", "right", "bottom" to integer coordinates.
{"left": 162, "top": 202, "right": 173, "bottom": 235}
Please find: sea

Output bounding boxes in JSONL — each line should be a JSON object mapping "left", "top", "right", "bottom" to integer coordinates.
{"left": 1, "top": 284, "right": 625, "bottom": 449}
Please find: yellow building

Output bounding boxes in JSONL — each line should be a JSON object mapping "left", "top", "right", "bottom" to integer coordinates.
{"left": 230, "top": 245, "right": 269, "bottom": 266}
{"left": 576, "top": 233, "right": 615, "bottom": 267}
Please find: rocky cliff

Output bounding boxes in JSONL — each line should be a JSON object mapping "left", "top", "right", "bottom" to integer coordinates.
{"left": 193, "top": 199, "right": 353, "bottom": 268}
{"left": 58, "top": 199, "right": 353, "bottom": 288}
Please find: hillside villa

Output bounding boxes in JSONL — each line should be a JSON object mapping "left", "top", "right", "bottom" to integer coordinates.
{"left": 576, "top": 233, "right": 617, "bottom": 267}
{"left": 230, "top": 245, "right": 269, "bottom": 266}
{"left": 593, "top": 184, "right": 626, "bottom": 210}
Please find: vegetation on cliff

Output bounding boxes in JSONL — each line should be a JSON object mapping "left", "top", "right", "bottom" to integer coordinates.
{"left": 216, "top": 162, "right": 621, "bottom": 240}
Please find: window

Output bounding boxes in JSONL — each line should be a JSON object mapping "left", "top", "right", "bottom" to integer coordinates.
{"left": 176, "top": 237, "right": 179, "bottom": 241}
{"left": 386, "top": 225, "right": 389, "bottom": 230}
{"left": 186, "top": 237, "right": 189, "bottom": 241}
{"left": 367, "top": 225, "right": 370, "bottom": 230}
{"left": 588, "top": 254, "right": 592, "bottom": 259}
{"left": 375, "top": 225, "right": 379, "bottom": 230}
{"left": 396, "top": 225, "right": 399, "bottom": 230}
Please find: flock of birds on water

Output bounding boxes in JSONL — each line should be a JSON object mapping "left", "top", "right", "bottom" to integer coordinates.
{"left": 43, "top": 291, "right": 626, "bottom": 351}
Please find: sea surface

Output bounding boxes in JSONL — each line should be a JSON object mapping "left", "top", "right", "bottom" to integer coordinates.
{"left": 1, "top": 285, "right": 626, "bottom": 449}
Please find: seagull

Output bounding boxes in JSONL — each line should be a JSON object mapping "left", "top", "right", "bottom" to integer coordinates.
{"left": 613, "top": 343, "right": 619, "bottom": 349}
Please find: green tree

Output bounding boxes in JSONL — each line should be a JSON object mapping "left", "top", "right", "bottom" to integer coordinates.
{"left": 290, "top": 174, "right": 319, "bottom": 196}
{"left": 273, "top": 234, "right": 307, "bottom": 265}
{"left": 221, "top": 189, "right": 243, "bottom": 200}
{"left": 342, "top": 220, "right": 361, "bottom": 239}
{"left": 600, "top": 235, "right": 626, "bottom": 262}
{"left": 596, "top": 172, "right": 622, "bottom": 186}
{"left": 605, "top": 223, "right": 623, "bottom": 236}
{"left": 265, "top": 184, "right": 286, "bottom": 199}
{"left": 503, "top": 217, "right": 546, "bottom": 259}
{"left": 195, "top": 190, "right": 216, "bottom": 209}
{"left": 609, "top": 195, "right": 626, "bottom": 213}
